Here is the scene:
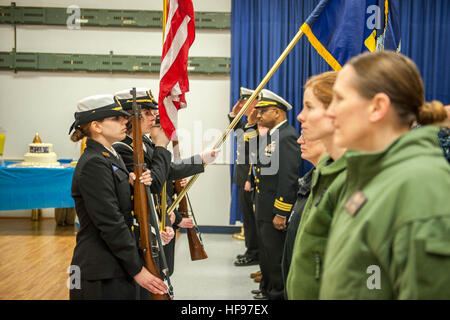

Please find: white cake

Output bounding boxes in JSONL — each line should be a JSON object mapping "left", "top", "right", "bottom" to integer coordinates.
{"left": 22, "top": 142, "right": 61, "bottom": 167}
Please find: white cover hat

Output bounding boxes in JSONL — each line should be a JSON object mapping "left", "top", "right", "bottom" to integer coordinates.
{"left": 239, "top": 87, "right": 254, "bottom": 100}
{"left": 255, "top": 89, "right": 293, "bottom": 111}
{"left": 69, "top": 94, "right": 129, "bottom": 134}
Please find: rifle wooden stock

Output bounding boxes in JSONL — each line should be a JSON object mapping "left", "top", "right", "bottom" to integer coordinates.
{"left": 172, "top": 141, "right": 207, "bottom": 261}
{"left": 131, "top": 88, "right": 170, "bottom": 300}
{"left": 174, "top": 179, "right": 208, "bottom": 261}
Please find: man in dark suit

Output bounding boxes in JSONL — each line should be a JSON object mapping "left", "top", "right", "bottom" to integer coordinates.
{"left": 229, "top": 87, "right": 260, "bottom": 267}
{"left": 250, "top": 89, "right": 301, "bottom": 300}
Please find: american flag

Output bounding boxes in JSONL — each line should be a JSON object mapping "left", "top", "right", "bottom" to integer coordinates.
{"left": 159, "top": 0, "right": 195, "bottom": 140}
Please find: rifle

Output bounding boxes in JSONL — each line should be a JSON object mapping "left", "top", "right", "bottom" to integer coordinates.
{"left": 172, "top": 140, "right": 208, "bottom": 261}
{"left": 130, "top": 87, "right": 171, "bottom": 300}
{"left": 145, "top": 186, "right": 174, "bottom": 298}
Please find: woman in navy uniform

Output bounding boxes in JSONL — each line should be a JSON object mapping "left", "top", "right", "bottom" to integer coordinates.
{"left": 111, "top": 89, "right": 175, "bottom": 299}
{"left": 112, "top": 88, "right": 176, "bottom": 246}
{"left": 68, "top": 94, "right": 167, "bottom": 299}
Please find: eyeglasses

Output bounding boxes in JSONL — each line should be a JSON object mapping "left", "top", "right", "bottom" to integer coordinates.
{"left": 256, "top": 108, "right": 278, "bottom": 115}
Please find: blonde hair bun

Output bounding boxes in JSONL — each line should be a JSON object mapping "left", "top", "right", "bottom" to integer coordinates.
{"left": 418, "top": 100, "right": 447, "bottom": 125}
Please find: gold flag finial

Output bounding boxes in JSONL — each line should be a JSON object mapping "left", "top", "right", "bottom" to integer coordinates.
{"left": 32, "top": 133, "right": 42, "bottom": 143}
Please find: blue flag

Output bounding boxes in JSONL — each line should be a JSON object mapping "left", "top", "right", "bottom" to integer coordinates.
{"left": 301, "top": 0, "right": 401, "bottom": 70}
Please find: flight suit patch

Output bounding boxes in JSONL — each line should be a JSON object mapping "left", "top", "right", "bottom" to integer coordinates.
{"left": 102, "top": 152, "right": 110, "bottom": 157}
{"left": 344, "top": 190, "right": 367, "bottom": 217}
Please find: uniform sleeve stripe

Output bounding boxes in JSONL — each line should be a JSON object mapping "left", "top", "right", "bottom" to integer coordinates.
{"left": 274, "top": 199, "right": 293, "bottom": 212}
{"left": 274, "top": 203, "right": 292, "bottom": 212}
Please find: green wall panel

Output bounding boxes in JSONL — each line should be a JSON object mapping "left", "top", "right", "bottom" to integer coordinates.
{"left": 0, "top": 5, "right": 230, "bottom": 29}
{"left": 0, "top": 51, "right": 230, "bottom": 75}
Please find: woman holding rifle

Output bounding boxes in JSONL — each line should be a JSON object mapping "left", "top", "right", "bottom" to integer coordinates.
{"left": 112, "top": 88, "right": 218, "bottom": 298}
{"left": 69, "top": 94, "right": 167, "bottom": 299}
{"left": 112, "top": 88, "right": 219, "bottom": 231}
{"left": 112, "top": 88, "right": 176, "bottom": 248}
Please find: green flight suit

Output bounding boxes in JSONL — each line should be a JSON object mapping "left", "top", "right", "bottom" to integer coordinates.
{"left": 286, "top": 153, "right": 347, "bottom": 299}
{"left": 319, "top": 126, "right": 450, "bottom": 299}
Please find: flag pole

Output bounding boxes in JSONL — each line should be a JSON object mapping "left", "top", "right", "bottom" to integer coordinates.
{"left": 160, "top": 0, "right": 170, "bottom": 229}
{"left": 162, "top": 0, "right": 168, "bottom": 43}
{"left": 167, "top": 28, "right": 305, "bottom": 215}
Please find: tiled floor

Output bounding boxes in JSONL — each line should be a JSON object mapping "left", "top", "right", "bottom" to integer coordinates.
{"left": 170, "top": 233, "right": 260, "bottom": 300}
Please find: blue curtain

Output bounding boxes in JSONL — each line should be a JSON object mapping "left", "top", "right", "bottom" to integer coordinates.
{"left": 229, "top": 0, "right": 450, "bottom": 224}
{"left": 398, "top": 0, "right": 450, "bottom": 103}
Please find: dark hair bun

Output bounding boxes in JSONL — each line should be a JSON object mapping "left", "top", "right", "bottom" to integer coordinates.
{"left": 70, "top": 127, "right": 85, "bottom": 142}
{"left": 70, "top": 123, "right": 91, "bottom": 142}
